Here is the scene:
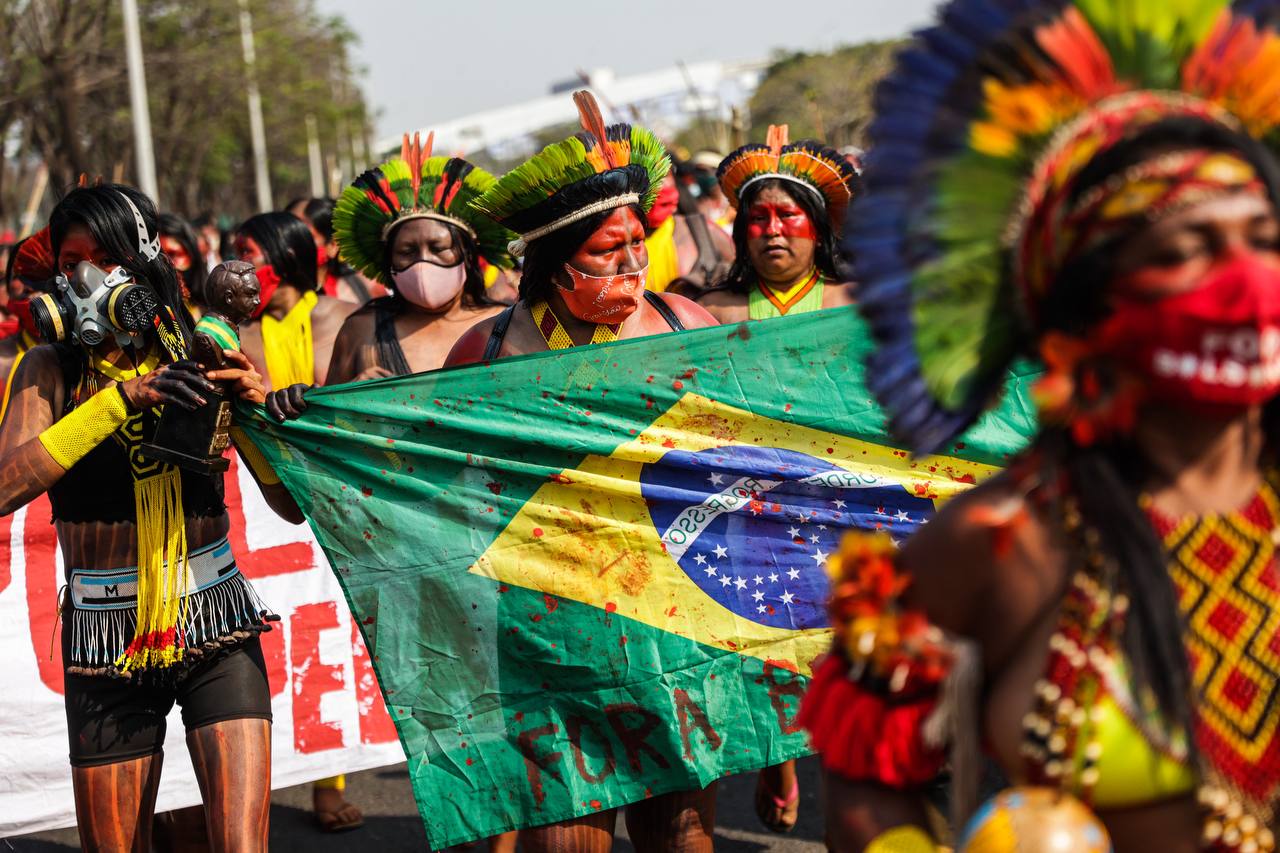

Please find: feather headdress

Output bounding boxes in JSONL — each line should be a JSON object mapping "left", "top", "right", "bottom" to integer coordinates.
{"left": 332, "top": 132, "right": 514, "bottom": 287}
{"left": 717, "top": 125, "right": 859, "bottom": 229}
{"left": 12, "top": 226, "right": 54, "bottom": 283}
{"left": 472, "top": 90, "right": 670, "bottom": 257}
{"left": 852, "top": 0, "right": 1280, "bottom": 454}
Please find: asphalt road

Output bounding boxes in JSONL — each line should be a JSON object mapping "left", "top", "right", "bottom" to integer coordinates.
{"left": 5, "top": 757, "right": 826, "bottom": 852}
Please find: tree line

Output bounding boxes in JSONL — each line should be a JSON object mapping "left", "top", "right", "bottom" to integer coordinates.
{"left": 0, "top": 0, "right": 370, "bottom": 229}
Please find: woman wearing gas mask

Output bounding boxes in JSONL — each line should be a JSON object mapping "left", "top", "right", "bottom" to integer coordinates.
{"left": 0, "top": 184, "right": 299, "bottom": 852}
{"left": 264, "top": 135, "right": 513, "bottom": 420}
{"left": 234, "top": 211, "right": 357, "bottom": 394}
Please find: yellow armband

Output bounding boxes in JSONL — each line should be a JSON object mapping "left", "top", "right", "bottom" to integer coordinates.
{"left": 230, "top": 426, "right": 280, "bottom": 485}
{"left": 37, "top": 386, "right": 130, "bottom": 470}
{"left": 866, "top": 826, "right": 939, "bottom": 853}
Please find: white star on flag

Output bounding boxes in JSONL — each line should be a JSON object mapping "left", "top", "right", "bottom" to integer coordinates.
{"left": 780, "top": 591, "right": 795, "bottom": 605}
{"left": 787, "top": 527, "right": 802, "bottom": 538}
{"left": 752, "top": 590, "right": 765, "bottom": 602}
{"left": 811, "top": 548, "right": 829, "bottom": 566}
{"left": 708, "top": 472, "right": 725, "bottom": 486}
{"left": 694, "top": 553, "right": 707, "bottom": 565}
{"left": 719, "top": 575, "right": 732, "bottom": 587}
{"left": 809, "top": 534, "right": 820, "bottom": 544}
{"left": 713, "top": 544, "right": 729, "bottom": 559}
{"left": 734, "top": 577, "right": 747, "bottom": 590}
{"left": 895, "top": 510, "right": 910, "bottom": 522}
{"left": 769, "top": 572, "right": 780, "bottom": 583}
{"left": 757, "top": 605, "right": 767, "bottom": 613}
{"left": 833, "top": 499, "right": 847, "bottom": 509}
{"left": 786, "top": 567, "right": 800, "bottom": 580}
{"left": 704, "top": 565, "right": 717, "bottom": 577}
{"left": 753, "top": 575, "right": 764, "bottom": 586}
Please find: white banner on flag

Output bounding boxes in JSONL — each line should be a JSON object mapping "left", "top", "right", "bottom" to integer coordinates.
{"left": 0, "top": 457, "right": 405, "bottom": 838}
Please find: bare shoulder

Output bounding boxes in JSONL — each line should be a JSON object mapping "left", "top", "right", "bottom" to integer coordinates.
{"left": 821, "top": 280, "right": 857, "bottom": 308}
{"left": 444, "top": 315, "right": 501, "bottom": 368}
{"left": 468, "top": 302, "right": 509, "bottom": 321}
{"left": 0, "top": 344, "right": 66, "bottom": 440}
{"left": 693, "top": 288, "right": 748, "bottom": 324}
{"left": 316, "top": 293, "right": 359, "bottom": 322}
{"left": 658, "top": 292, "right": 719, "bottom": 329}
{"left": 10, "top": 344, "right": 64, "bottom": 389}
{"left": 899, "top": 466, "right": 1064, "bottom": 653}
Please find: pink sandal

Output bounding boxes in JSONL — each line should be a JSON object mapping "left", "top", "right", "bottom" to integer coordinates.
{"left": 755, "top": 774, "right": 800, "bottom": 833}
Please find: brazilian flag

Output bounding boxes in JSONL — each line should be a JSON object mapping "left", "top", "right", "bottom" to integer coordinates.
{"left": 239, "top": 308, "right": 1037, "bottom": 847}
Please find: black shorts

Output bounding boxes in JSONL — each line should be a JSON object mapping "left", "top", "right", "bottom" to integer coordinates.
{"left": 64, "top": 637, "right": 272, "bottom": 768}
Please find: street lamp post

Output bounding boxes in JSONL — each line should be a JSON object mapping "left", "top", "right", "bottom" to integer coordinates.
{"left": 120, "top": 0, "right": 159, "bottom": 205}
{"left": 238, "top": 0, "right": 273, "bottom": 212}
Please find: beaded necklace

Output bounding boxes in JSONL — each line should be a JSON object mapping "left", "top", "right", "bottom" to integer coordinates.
{"left": 530, "top": 301, "right": 620, "bottom": 350}
{"left": 1021, "top": 484, "right": 1280, "bottom": 852}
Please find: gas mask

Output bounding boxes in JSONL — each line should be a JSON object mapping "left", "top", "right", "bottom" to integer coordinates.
{"left": 31, "top": 261, "right": 160, "bottom": 348}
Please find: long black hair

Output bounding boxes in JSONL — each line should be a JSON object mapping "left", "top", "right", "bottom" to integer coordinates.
{"left": 49, "top": 183, "right": 194, "bottom": 342}
{"left": 237, "top": 211, "right": 318, "bottom": 292}
{"left": 718, "top": 178, "right": 842, "bottom": 295}
{"left": 384, "top": 218, "right": 495, "bottom": 309}
{"left": 1032, "top": 116, "right": 1280, "bottom": 744}
{"left": 518, "top": 203, "right": 647, "bottom": 305}
{"left": 157, "top": 212, "right": 208, "bottom": 307}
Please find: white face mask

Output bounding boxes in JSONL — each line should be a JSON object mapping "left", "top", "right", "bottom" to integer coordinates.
{"left": 392, "top": 260, "right": 466, "bottom": 310}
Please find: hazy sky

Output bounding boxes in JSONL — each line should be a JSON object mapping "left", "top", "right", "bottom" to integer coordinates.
{"left": 318, "top": 0, "right": 938, "bottom": 139}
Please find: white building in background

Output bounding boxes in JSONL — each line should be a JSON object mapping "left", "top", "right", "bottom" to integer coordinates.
{"left": 378, "top": 61, "right": 767, "bottom": 162}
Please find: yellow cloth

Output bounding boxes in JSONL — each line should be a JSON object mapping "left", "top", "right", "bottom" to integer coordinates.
{"left": 1, "top": 331, "right": 37, "bottom": 422}
{"left": 230, "top": 426, "right": 280, "bottom": 486}
{"left": 37, "top": 385, "right": 130, "bottom": 469}
{"left": 314, "top": 774, "right": 346, "bottom": 790}
{"left": 262, "top": 290, "right": 318, "bottom": 389}
{"left": 1086, "top": 694, "right": 1195, "bottom": 808}
{"left": 644, "top": 216, "right": 680, "bottom": 293}
{"left": 865, "top": 826, "right": 938, "bottom": 852}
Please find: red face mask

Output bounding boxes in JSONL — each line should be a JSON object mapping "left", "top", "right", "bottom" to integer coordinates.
{"left": 253, "top": 264, "right": 281, "bottom": 318}
{"left": 745, "top": 202, "right": 817, "bottom": 241}
{"left": 559, "top": 263, "right": 648, "bottom": 324}
{"left": 646, "top": 180, "right": 680, "bottom": 230}
{"left": 316, "top": 244, "right": 329, "bottom": 268}
{"left": 1096, "top": 253, "right": 1280, "bottom": 410}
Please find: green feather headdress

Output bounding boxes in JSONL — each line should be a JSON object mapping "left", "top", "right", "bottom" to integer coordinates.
{"left": 472, "top": 91, "right": 670, "bottom": 257}
{"left": 332, "top": 132, "right": 515, "bottom": 287}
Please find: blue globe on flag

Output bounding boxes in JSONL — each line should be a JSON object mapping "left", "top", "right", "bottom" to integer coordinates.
{"left": 639, "top": 445, "right": 936, "bottom": 630}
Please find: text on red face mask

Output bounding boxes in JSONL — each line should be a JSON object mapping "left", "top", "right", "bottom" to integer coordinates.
{"left": 1098, "top": 252, "right": 1280, "bottom": 409}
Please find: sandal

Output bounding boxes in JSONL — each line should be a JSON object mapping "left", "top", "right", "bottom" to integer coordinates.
{"left": 314, "top": 788, "right": 365, "bottom": 833}
{"left": 754, "top": 766, "right": 800, "bottom": 833}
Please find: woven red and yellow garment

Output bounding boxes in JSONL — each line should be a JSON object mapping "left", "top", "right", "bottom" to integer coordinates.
{"left": 1149, "top": 481, "right": 1280, "bottom": 823}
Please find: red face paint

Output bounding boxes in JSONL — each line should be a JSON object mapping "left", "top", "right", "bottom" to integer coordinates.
{"left": 1097, "top": 252, "right": 1280, "bottom": 409}
{"left": 159, "top": 235, "right": 192, "bottom": 272}
{"left": 566, "top": 208, "right": 648, "bottom": 277}
{"left": 646, "top": 178, "right": 679, "bottom": 230}
{"left": 745, "top": 202, "right": 816, "bottom": 241}
{"left": 252, "top": 264, "right": 281, "bottom": 318}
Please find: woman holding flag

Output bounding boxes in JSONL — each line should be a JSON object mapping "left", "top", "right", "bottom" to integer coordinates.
{"left": 801, "top": 0, "right": 1280, "bottom": 850}
{"left": 447, "top": 91, "right": 720, "bottom": 852}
